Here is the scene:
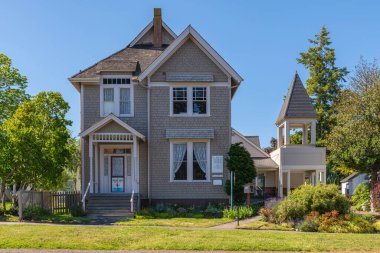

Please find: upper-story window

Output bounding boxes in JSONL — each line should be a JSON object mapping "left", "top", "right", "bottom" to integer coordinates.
{"left": 100, "top": 76, "right": 133, "bottom": 117}
{"left": 171, "top": 86, "right": 209, "bottom": 116}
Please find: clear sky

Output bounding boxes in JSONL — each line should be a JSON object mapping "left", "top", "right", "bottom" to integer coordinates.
{"left": 1, "top": 0, "right": 379, "bottom": 147}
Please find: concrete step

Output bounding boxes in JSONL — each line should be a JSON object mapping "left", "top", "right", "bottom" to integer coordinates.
{"left": 88, "top": 206, "right": 131, "bottom": 211}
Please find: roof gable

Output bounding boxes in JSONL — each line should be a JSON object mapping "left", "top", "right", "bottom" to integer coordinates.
{"left": 80, "top": 114, "right": 145, "bottom": 141}
{"left": 137, "top": 26, "right": 243, "bottom": 83}
{"left": 128, "top": 21, "right": 177, "bottom": 47}
{"left": 276, "top": 73, "right": 317, "bottom": 125}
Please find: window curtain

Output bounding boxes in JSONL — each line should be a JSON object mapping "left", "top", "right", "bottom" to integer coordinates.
{"left": 193, "top": 142, "right": 207, "bottom": 173}
{"left": 173, "top": 143, "right": 187, "bottom": 173}
{"left": 103, "top": 88, "right": 115, "bottom": 114}
{"left": 120, "top": 88, "right": 131, "bottom": 114}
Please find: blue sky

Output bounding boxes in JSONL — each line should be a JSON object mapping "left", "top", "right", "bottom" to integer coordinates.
{"left": 1, "top": 0, "right": 379, "bottom": 147}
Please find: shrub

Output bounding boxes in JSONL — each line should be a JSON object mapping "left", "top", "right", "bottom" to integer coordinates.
{"left": 298, "top": 210, "right": 374, "bottom": 233}
{"left": 23, "top": 205, "right": 50, "bottom": 220}
{"left": 259, "top": 208, "right": 273, "bottom": 222}
{"left": 373, "top": 220, "right": 380, "bottom": 232}
{"left": 0, "top": 208, "right": 5, "bottom": 216}
{"left": 6, "top": 206, "right": 18, "bottom": 216}
{"left": 223, "top": 206, "right": 255, "bottom": 219}
{"left": 297, "top": 219, "right": 318, "bottom": 232}
{"left": 352, "top": 182, "right": 370, "bottom": 211}
{"left": 70, "top": 203, "right": 86, "bottom": 217}
{"left": 274, "top": 184, "right": 350, "bottom": 222}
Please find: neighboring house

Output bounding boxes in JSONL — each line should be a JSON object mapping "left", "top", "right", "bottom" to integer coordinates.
{"left": 233, "top": 73, "right": 327, "bottom": 198}
{"left": 69, "top": 8, "right": 243, "bottom": 210}
{"left": 341, "top": 173, "right": 368, "bottom": 196}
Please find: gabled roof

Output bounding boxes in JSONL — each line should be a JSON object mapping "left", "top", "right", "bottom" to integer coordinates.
{"left": 245, "top": 136, "right": 260, "bottom": 148}
{"left": 232, "top": 129, "right": 269, "bottom": 158}
{"left": 80, "top": 114, "right": 146, "bottom": 141}
{"left": 340, "top": 173, "right": 362, "bottom": 183}
{"left": 137, "top": 25, "right": 243, "bottom": 84}
{"left": 276, "top": 73, "right": 317, "bottom": 125}
{"left": 128, "top": 21, "right": 177, "bottom": 47}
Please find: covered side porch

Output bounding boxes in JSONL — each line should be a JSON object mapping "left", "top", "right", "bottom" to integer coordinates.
{"left": 80, "top": 114, "right": 146, "bottom": 196}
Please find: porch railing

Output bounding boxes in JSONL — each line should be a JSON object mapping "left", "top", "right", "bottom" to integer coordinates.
{"left": 92, "top": 133, "right": 133, "bottom": 142}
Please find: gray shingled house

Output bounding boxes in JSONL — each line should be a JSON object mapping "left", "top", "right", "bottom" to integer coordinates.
{"left": 69, "top": 9, "right": 243, "bottom": 215}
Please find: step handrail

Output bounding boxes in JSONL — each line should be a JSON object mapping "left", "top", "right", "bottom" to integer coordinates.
{"left": 130, "top": 190, "right": 135, "bottom": 213}
{"left": 82, "top": 182, "right": 91, "bottom": 211}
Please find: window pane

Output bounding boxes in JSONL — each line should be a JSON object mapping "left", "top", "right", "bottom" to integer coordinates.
{"left": 193, "top": 88, "right": 207, "bottom": 114}
{"left": 120, "top": 88, "right": 131, "bottom": 115}
{"left": 173, "top": 88, "right": 187, "bottom": 114}
{"left": 193, "top": 101, "right": 206, "bottom": 114}
{"left": 173, "top": 101, "right": 187, "bottom": 114}
{"left": 126, "top": 78, "right": 131, "bottom": 84}
{"left": 103, "top": 88, "right": 115, "bottom": 115}
{"left": 173, "top": 143, "right": 187, "bottom": 180}
{"left": 103, "top": 78, "right": 108, "bottom": 84}
{"left": 193, "top": 142, "right": 207, "bottom": 180}
{"left": 117, "top": 78, "right": 121, "bottom": 84}
{"left": 174, "top": 150, "right": 187, "bottom": 180}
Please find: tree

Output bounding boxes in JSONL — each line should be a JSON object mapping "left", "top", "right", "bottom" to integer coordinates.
{"left": 0, "top": 92, "right": 72, "bottom": 208}
{"left": 297, "top": 25, "right": 348, "bottom": 145}
{"left": 0, "top": 53, "right": 29, "bottom": 208}
{"left": 0, "top": 53, "right": 29, "bottom": 123}
{"left": 264, "top": 137, "right": 277, "bottom": 154}
{"left": 224, "top": 143, "right": 256, "bottom": 203}
{"left": 328, "top": 59, "right": 380, "bottom": 211}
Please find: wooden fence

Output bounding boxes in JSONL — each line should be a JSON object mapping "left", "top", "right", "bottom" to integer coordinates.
{"left": 18, "top": 190, "right": 81, "bottom": 218}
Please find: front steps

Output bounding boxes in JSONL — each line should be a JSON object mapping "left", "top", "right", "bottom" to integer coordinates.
{"left": 86, "top": 194, "right": 138, "bottom": 220}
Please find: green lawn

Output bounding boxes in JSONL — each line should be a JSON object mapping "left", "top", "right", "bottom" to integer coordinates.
{"left": 116, "top": 217, "right": 233, "bottom": 227}
{"left": 0, "top": 225, "right": 380, "bottom": 251}
{"left": 238, "top": 220, "right": 293, "bottom": 231}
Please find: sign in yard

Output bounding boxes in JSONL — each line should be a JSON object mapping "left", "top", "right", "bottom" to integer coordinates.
{"left": 212, "top": 155, "right": 223, "bottom": 174}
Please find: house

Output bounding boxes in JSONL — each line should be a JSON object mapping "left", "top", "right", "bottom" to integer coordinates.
{"left": 69, "top": 8, "right": 243, "bottom": 213}
{"left": 341, "top": 173, "right": 368, "bottom": 196}
{"left": 233, "top": 73, "right": 327, "bottom": 198}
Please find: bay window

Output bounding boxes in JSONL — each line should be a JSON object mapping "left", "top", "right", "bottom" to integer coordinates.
{"left": 171, "top": 141, "right": 209, "bottom": 182}
{"left": 100, "top": 76, "right": 133, "bottom": 117}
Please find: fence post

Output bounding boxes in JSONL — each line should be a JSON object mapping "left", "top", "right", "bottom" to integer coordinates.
{"left": 18, "top": 190, "right": 23, "bottom": 221}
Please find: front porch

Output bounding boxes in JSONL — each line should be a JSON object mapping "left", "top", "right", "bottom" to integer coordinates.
{"left": 80, "top": 114, "right": 146, "bottom": 197}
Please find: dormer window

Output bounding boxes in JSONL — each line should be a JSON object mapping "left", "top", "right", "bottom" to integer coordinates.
{"left": 100, "top": 76, "right": 133, "bottom": 117}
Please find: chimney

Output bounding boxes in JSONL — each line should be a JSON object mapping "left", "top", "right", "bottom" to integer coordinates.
{"left": 153, "top": 8, "right": 163, "bottom": 48}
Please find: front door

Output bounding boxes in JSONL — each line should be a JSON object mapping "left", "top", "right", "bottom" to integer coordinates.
{"left": 111, "top": 156, "right": 125, "bottom": 192}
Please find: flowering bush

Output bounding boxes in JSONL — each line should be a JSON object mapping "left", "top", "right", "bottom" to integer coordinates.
{"left": 297, "top": 210, "right": 374, "bottom": 233}
{"left": 259, "top": 208, "right": 274, "bottom": 222}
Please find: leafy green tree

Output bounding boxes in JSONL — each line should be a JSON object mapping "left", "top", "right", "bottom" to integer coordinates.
{"left": 1, "top": 92, "right": 72, "bottom": 204}
{"left": 352, "top": 182, "right": 370, "bottom": 211}
{"left": 0, "top": 53, "right": 29, "bottom": 208}
{"left": 328, "top": 59, "right": 380, "bottom": 211}
{"left": 0, "top": 53, "right": 29, "bottom": 122}
{"left": 224, "top": 143, "right": 256, "bottom": 203}
{"left": 297, "top": 25, "right": 348, "bottom": 145}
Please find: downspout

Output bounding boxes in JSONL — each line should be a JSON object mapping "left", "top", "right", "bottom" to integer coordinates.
{"left": 80, "top": 82, "right": 85, "bottom": 195}
{"left": 137, "top": 79, "right": 151, "bottom": 203}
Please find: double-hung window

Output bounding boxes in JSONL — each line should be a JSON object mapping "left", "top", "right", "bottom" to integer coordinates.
{"left": 171, "top": 86, "right": 209, "bottom": 116}
{"left": 171, "top": 141, "right": 209, "bottom": 182}
{"left": 101, "top": 76, "right": 133, "bottom": 117}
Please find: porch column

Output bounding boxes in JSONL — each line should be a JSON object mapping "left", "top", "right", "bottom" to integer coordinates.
{"left": 277, "top": 125, "right": 283, "bottom": 148}
{"left": 89, "top": 134, "right": 94, "bottom": 193}
{"left": 316, "top": 170, "right": 320, "bottom": 185}
{"left": 278, "top": 167, "right": 283, "bottom": 198}
{"left": 284, "top": 120, "right": 290, "bottom": 145}
{"left": 322, "top": 170, "right": 326, "bottom": 184}
{"left": 94, "top": 143, "right": 98, "bottom": 193}
{"left": 133, "top": 136, "right": 139, "bottom": 193}
{"left": 311, "top": 120, "right": 316, "bottom": 145}
{"left": 287, "top": 171, "right": 291, "bottom": 196}
{"left": 302, "top": 124, "right": 308, "bottom": 144}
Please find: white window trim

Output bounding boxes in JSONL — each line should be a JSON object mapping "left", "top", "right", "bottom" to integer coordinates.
{"left": 100, "top": 75, "right": 134, "bottom": 117}
{"left": 169, "top": 139, "right": 211, "bottom": 182}
{"left": 169, "top": 85, "right": 210, "bottom": 117}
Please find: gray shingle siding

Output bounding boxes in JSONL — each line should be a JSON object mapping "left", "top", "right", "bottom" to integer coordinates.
{"left": 150, "top": 39, "right": 228, "bottom": 82}
{"left": 149, "top": 86, "right": 230, "bottom": 200}
{"left": 165, "top": 129, "right": 215, "bottom": 139}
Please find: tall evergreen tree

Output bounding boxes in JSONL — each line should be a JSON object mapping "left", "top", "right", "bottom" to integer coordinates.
{"left": 297, "top": 26, "right": 348, "bottom": 145}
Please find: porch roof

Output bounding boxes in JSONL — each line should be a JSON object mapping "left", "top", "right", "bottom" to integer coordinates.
{"left": 79, "top": 114, "right": 146, "bottom": 141}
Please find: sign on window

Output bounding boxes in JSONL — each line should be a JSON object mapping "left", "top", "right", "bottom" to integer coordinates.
{"left": 212, "top": 155, "right": 223, "bottom": 174}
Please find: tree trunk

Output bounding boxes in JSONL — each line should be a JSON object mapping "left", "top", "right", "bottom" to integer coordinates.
{"left": 370, "top": 170, "right": 378, "bottom": 213}
{"left": 0, "top": 181, "right": 6, "bottom": 210}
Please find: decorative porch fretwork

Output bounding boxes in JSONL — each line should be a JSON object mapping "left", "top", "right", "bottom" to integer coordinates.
{"left": 92, "top": 133, "right": 134, "bottom": 142}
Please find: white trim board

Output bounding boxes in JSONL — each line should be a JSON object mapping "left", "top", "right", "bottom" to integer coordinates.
{"left": 137, "top": 25, "right": 243, "bottom": 83}
{"left": 232, "top": 128, "right": 270, "bottom": 158}
{"left": 79, "top": 114, "right": 146, "bottom": 141}
{"left": 128, "top": 21, "right": 177, "bottom": 47}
